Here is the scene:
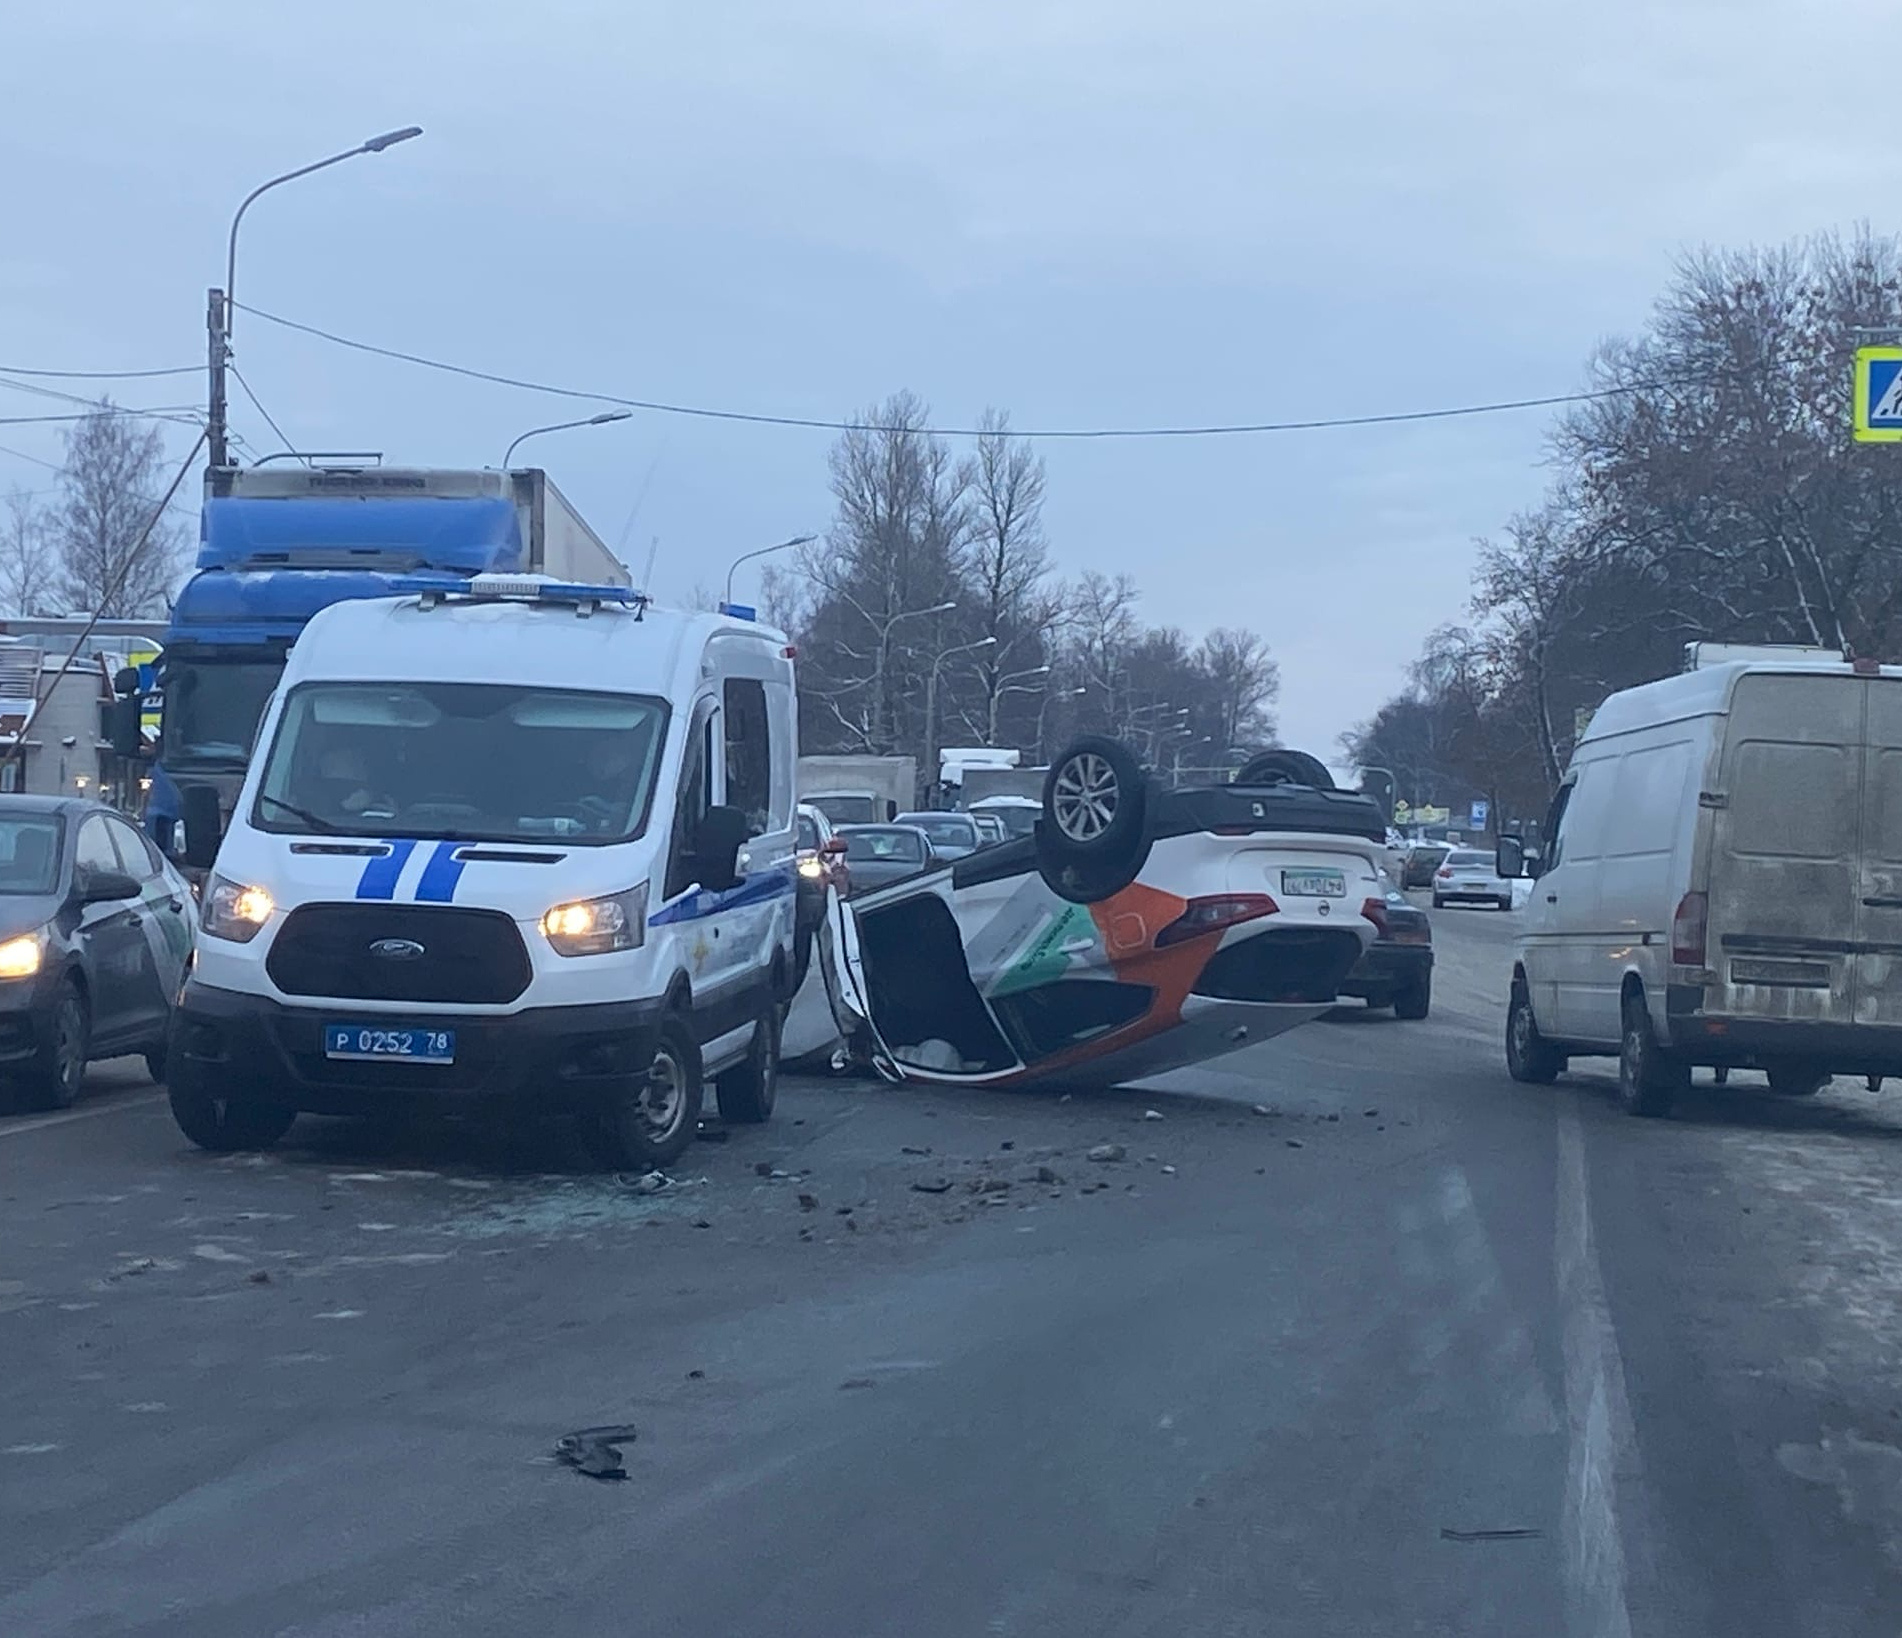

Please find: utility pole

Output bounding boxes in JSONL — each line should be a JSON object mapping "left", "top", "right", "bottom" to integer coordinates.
{"left": 206, "top": 287, "right": 229, "bottom": 469}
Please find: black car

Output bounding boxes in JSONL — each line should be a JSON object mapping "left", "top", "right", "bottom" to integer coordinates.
{"left": 0, "top": 797, "right": 194, "bottom": 1110}
{"left": 835, "top": 824, "right": 939, "bottom": 895}
{"left": 1340, "top": 882, "right": 1433, "bottom": 1019}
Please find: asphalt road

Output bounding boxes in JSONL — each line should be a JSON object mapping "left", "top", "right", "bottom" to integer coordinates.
{"left": 5, "top": 904, "right": 1902, "bottom": 1635}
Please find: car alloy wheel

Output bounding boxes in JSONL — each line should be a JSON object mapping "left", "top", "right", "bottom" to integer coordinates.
{"left": 1051, "top": 751, "right": 1119, "bottom": 843}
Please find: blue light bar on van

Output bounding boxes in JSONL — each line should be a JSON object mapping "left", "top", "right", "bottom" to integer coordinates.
{"left": 718, "top": 601, "right": 757, "bottom": 621}
{"left": 389, "top": 573, "right": 645, "bottom": 609}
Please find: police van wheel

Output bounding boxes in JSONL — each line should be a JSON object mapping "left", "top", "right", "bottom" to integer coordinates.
{"left": 581, "top": 1017, "right": 701, "bottom": 1171}
{"left": 716, "top": 1003, "right": 780, "bottom": 1125}
{"left": 169, "top": 1088, "right": 296, "bottom": 1152}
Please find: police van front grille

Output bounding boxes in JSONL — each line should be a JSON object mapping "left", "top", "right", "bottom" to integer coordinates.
{"left": 267, "top": 904, "right": 532, "bottom": 1005}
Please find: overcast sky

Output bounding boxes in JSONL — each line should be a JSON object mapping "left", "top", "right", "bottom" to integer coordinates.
{"left": 5, "top": 0, "right": 1899, "bottom": 760}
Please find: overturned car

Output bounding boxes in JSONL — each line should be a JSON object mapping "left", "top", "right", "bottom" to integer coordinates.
{"left": 818, "top": 739, "right": 1390, "bottom": 1089}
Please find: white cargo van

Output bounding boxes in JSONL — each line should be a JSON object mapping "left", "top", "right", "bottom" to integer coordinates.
{"left": 1501, "top": 649, "right": 1902, "bottom": 1114}
{"left": 167, "top": 575, "right": 798, "bottom": 1168}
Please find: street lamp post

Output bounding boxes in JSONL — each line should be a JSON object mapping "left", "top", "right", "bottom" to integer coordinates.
{"left": 1036, "top": 685, "right": 1088, "bottom": 761}
{"left": 985, "top": 662, "right": 1051, "bottom": 744}
{"left": 925, "top": 636, "right": 996, "bottom": 805}
{"left": 866, "top": 599, "right": 955, "bottom": 750}
{"left": 722, "top": 534, "right": 816, "bottom": 610}
{"left": 502, "top": 410, "right": 633, "bottom": 470}
{"left": 209, "top": 126, "right": 423, "bottom": 467}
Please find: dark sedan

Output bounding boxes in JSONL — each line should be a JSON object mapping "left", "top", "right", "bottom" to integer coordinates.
{"left": 836, "top": 824, "right": 940, "bottom": 896}
{"left": 1340, "top": 883, "right": 1433, "bottom": 1018}
{"left": 0, "top": 797, "right": 194, "bottom": 1110}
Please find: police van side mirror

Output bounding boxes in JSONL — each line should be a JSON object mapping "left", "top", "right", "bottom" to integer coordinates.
{"left": 180, "top": 785, "right": 224, "bottom": 871}
{"left": 693, "top": 805, "right": 750, "bottom": 893}
{"left": 1495, "top": 835, "right": 1526, "bottom": 880}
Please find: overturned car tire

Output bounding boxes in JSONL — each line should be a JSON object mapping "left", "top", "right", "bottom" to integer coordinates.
{"left": 1036, "top": 736, "right": 1152, "bottom": 904}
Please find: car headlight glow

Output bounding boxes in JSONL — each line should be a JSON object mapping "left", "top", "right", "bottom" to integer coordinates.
{"left": 797, "top": 855, "right": 825, "bottom": 880}
{"left": 541, "top": 882, "right": 648, "bottom": 957}
{"left": 202, "top": 877, "right": 275, "bottom": 943}
{"left": 0, "top": 930, "right": 44, "bottom": 979}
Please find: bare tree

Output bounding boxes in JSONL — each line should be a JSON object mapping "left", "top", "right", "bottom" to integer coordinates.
{"left": 1197, "top": 627, "right": 1279, "bottom": 750}
{"left": 964, "top": 409, "right": 1057, "bottom": 743}
{"left": 47, "top": 409, "right": 186, "bottom": 617}
{"left": 0, "top": 487, "right": 50, "bottom": 618}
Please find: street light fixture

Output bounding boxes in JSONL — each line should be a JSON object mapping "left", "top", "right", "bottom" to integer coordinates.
{"left": 924, "top": 636, "right": 997, "bottom": 798}
{"left": 210, "top": 125, "right": 424, "bottom": 466}
{"left": 722, "top": 533, "right": 817, "bottom": 609}
{"left": 502, "top": 410, "right": 633, "bottom": 470}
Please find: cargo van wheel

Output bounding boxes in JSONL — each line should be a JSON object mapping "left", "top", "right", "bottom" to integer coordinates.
{"left": 169, "top": 1088, "right": 296, "bottom": 1152}
{"left": 715, "top": 1003, "right": 780, "bottom": 1125}
{"left": 580, "top": 1017, "right": 701, "bottom": 1171}
{"left": 1618, "top": 991, "right": 1686, "bottom": 1117}
{"left": 1506, "top": 981, "right": 1562, "bottom": 1084}
{"left": 1766, "top": 1064, "right": 1829, "bottom": 1098}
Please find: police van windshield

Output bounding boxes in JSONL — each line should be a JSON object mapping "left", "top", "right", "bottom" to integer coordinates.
{"left": 252, "top": 682, "right": 670, "bottom": 845}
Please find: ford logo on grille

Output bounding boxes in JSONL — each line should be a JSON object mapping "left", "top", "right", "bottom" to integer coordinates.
{"left": 369, "top": 938, "right": 426, "bottom": 961}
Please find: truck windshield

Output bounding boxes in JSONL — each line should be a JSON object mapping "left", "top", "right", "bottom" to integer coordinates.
{"left": 252, "top": 682, "right": 670, "bottom": 845}
{"left": 163, "top": 660, "right": 284, "bottom": 769}
{"left": 809, "top": 793, "right": 878, "bottom": 825}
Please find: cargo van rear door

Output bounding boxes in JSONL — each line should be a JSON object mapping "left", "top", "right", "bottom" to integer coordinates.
{"left": 1852, "top": 679, "right": 1902, "bottom": 1027}
{"left": 1707, "top": 672, "right": 1861, "bottom": 1024}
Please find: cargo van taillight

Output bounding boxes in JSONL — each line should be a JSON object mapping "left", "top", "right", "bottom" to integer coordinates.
{"left": 1671, "top": 891, "right": 1708, "bottom": 966}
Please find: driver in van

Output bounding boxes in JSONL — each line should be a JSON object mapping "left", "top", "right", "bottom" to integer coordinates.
{"left": 311, "top": 745, "right": 395, "bottom": 819}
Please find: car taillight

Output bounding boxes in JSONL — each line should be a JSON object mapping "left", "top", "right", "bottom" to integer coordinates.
{"left": 1360, "top": 896, "right": 1391, "bottom": 939}
{"left": 1436, "top": 866, "right": 1453, "bottom": 879}
{"left": 1391, "top": 923, "right": 1432, "bottom": 945}
{"left": 1672, "top": 891, "right": 1708, "bottom": 965}
{"left": 1157, "top": 893, "right": 1278, "bottom": 947}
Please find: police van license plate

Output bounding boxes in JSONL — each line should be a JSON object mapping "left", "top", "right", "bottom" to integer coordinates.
{"left": 1280, "top": 868, "right": 1346, "bottom": 898}
{"left": 323, "top": 1024, "right": 456, "bottom": 1065}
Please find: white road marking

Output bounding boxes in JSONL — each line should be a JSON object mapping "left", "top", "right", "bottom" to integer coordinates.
{"left": 0, "top": 1091, "right": 164, "bottom": 1139}
{"left": 1556, "top": 1102, "right": 1638, "bottom": 1638}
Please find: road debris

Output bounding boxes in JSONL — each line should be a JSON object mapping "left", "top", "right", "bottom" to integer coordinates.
{"left": 1035, "top": 1165, "right": 1063, "bottom": 1185}
{"left": 1439, "top": 1527, "right": 1543, "bottom": 1543}
{"left": 911, "top": 1178, "right": 954, "bottom": 1195}
{"left": 1161, "top": 1165, "right": 1178, "bottom": 1176}
{"left": 247, "top": 1270, "right": 272, "bottom": 1285}
{"left": 1087, "top": 1143, "right": 1127, "bottom": 1163}
{"left": 1363, "top": 1108, "right": 1379, "bottom": 1118}
{"left": 1251, "top": 1103, "right": 1274, "bottom": 1117}
{"left": 695, "top": 1124, "right": 729, "bottom": 1143}
{"left": 555, "top": 1424, "right": 638, "bottom": 1481}
{"left": 1285, "top": 1139, "right": 1304, "bottom": 1149}
{"left": 629, "top": 1171, "right": 671, "bottom": 1196}
{"left": 753, "top": 1161, "right": 775, "bottom": 1177}
{"left": 1142, "top": 1109, "right": 1165, "bottom": 1122}
{"left": 798, "top": 1193, "right": 819, "bottom": 1211}
{"left": 840, "top": 1377, "right": 876, "bottom": 1391}
{"left": 901, "top": 1145, "right": 933, "bottom": 1156}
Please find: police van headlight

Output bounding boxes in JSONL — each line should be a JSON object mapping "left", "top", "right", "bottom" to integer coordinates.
{"left": 541, "top": 882, "right": 648, "bottom": 957}
{"left": 202, "top": 877, "right": 275, "bottom": 943}
{"left": 0, "top": 929, "right": 45, "bottom": 979}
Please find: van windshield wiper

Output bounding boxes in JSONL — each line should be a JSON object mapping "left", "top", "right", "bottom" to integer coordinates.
{"left": 256, "top": 794, "right": 339, "bottom": 834}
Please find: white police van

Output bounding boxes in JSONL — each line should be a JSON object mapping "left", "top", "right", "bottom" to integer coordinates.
{"left": 167, "top": 575, "right": 799, "bottom": 1169}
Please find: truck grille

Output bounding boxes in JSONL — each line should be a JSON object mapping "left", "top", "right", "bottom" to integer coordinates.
{"left": 266, "top": 904, "right": 531, "bottom": 1005}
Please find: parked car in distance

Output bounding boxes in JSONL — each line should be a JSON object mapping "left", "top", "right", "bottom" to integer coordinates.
{"left": 0, "top": 796, "right": 194, "bottom": 1111}
{"left": 1398, "top": 840, "right": 1453, "bottom": 888}
{"left": 794, "top": 802, "right": 851, "bottom": 985}
{"left": 967, "top": 794, "right": 1041, "bottom": 840}
{"left": 1433, "top": 848, "right": 1513, "bottom": 910}
{"left": 1340, "top": 880, "right": 1433, "bottom": 1018}
{"left": 894, "top": 811, "right": 983, "bottom": 860}
{"left": 837, "top": 824, "right": 939, "bottom": 895}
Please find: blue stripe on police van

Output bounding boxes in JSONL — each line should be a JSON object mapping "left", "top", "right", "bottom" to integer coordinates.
{"left": 413, "top": 841, "right": 468, "bottom": 903}
{"left": 648, "top": 866, "right": 796, "bottom": 928}
{"left": 354, "top": 839, "right": 417, "bottom": 900}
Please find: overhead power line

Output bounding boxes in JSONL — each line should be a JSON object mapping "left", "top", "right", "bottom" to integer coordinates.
{"left": 0, "top": 363, "right": 198, "bottom": 380}
{"left": 234, "top": 299, "right": 1677, "bottom": 442}
{"left": 229, "top": 366, "right": 307, "bottom": 466}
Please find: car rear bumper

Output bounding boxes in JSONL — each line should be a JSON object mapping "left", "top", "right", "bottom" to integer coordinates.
{"left": 1341, "top": 945, "right": 1432, "bottom": 999}
{"left": 169, "top": 979, "right": 668, "bottom": 1116}
{"left": 1433, "top": 884, "right": 1508, "bottom": 901}
{"left": 1665, "top": 985, "right": 1902, "bottom": 1071}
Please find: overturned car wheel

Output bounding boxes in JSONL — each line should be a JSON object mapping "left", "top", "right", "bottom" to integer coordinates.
{"left": 1037, "top": 736, "right": 1151, "bottom": 903}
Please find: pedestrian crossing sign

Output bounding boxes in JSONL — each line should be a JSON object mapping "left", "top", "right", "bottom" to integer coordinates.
{"left": 1854, "top": 346, "right": 1902, "bottom": 443}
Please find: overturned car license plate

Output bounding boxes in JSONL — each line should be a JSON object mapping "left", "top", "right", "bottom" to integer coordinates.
{"left": 1280, "top": 868, "right": 1346, "bottom": 898}
{"left": 323, "top": 1024, "right": 456, "bottom": 1065}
